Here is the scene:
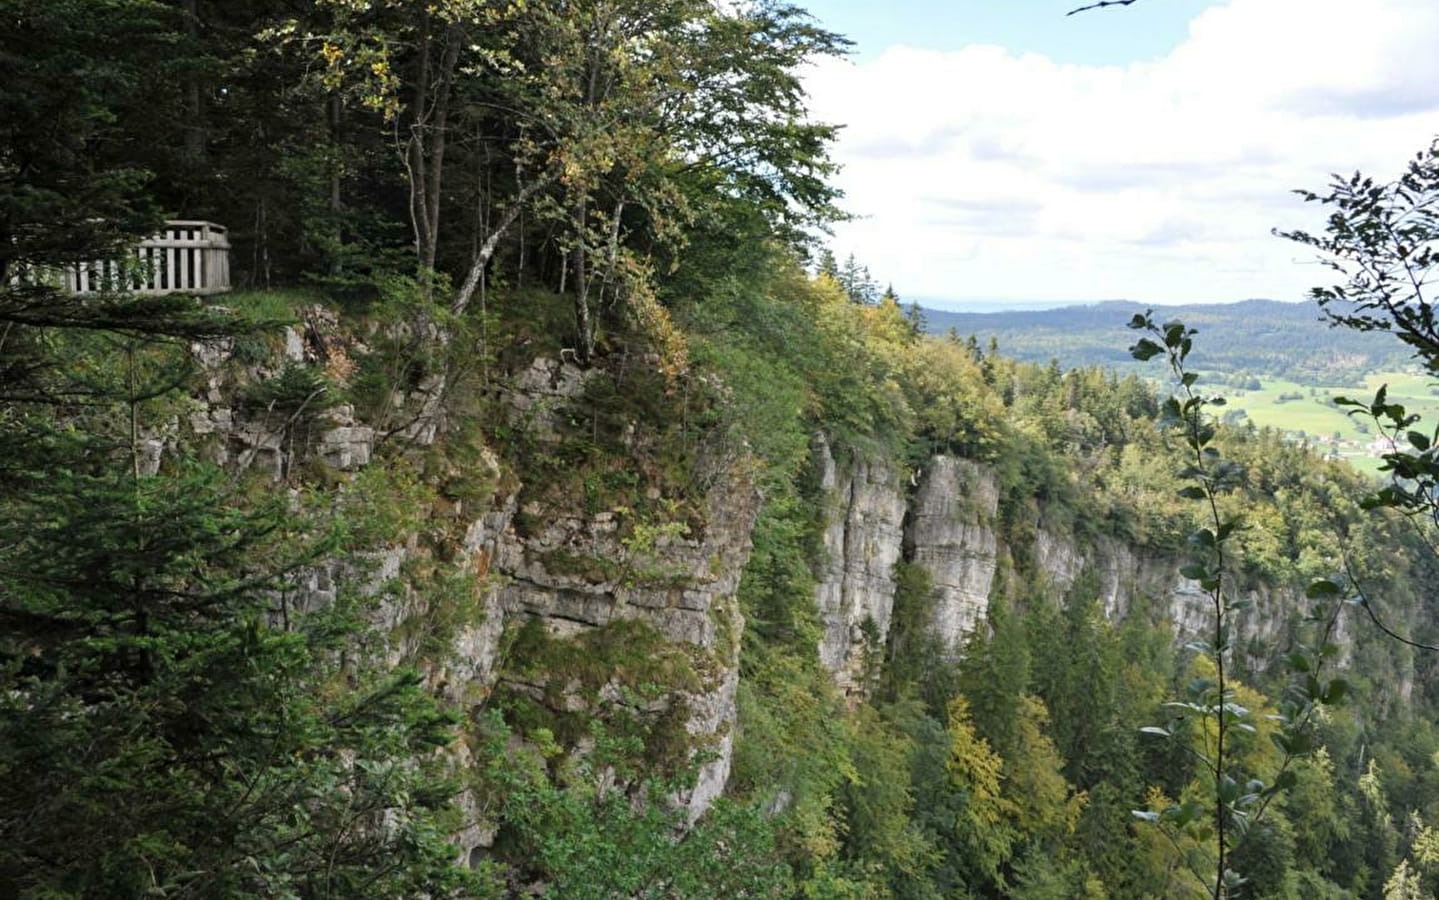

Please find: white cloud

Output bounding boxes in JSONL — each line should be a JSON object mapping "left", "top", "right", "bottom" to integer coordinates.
{"left": 804, "top": 0, "right": 1439, "bottom": 306}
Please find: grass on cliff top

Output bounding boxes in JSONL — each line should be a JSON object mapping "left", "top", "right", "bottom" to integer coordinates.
{"left": 217, "top": 287, "right": 326, "bottom": 325}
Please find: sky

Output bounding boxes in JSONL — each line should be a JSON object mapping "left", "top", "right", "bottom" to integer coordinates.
{"left": 799, "top": 0, "right": 1439, "bottom": 310}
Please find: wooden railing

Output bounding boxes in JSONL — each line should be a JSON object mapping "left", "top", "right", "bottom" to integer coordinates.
{"left": 12, "top": 220, "right": 232, "bottom": 296}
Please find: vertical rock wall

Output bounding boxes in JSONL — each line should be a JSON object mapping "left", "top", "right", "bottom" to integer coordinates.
{"left": 812, "top": 435, "right": 907, "bottom": 694}
{"left": 189, "top": 343, "right": 758, "bottom": 846}
{"left": 478, "top": 358, "right": 760, "bottom": 822}
{"left": 906, "top": 456, "right": 1001, "bottom": 654}
{"left": 812, "top": 442, "right": 1340, "bottom": 686}
{"left": 812, "top": 448, "right": 1004, "bottom": 675}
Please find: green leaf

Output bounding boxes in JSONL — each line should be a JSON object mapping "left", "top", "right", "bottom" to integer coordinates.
{"left": 1130, "top": 338, "right": 1163, "bottom": 361}
{"left": 1217, "top": 775, "right": 1240, "bottom": 803}
{"left": 1324, "top": 679, "right": 1349, "bottom": 704}
{"left": 1281, "top": 732, "right": 1314, "bottom": 755}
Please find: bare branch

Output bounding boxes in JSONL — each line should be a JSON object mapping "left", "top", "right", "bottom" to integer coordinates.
{"left": 1343, "top": 555, "right": 1439, "bottom": 652}
{"left": 1067, "top": 0, "right": 1140, "bottom": 15}
{"left": 451, "top": 172, "right": 554, "bottom": 317}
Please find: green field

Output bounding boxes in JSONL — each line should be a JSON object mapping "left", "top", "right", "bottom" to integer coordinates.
{"left": 1204, "top": 370, "right": 1439, "bottom": 475}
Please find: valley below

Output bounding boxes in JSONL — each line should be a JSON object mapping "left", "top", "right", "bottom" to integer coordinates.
{"left": 924, "top": 298, "right": 1439, "bottom": 475}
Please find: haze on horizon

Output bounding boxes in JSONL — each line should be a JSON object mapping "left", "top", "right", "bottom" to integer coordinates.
{"left": 800, "top": 0, "right": 1439, "bottom": 312}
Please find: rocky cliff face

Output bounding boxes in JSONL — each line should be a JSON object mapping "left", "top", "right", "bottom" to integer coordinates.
{"left": 813, "top": 450, "right": 1004, "bottom": 678}
{"left": 182, "top": 334, "right": 758, "bottom": 855}
{"left": 812, "top": 435, "right": 907, "bottom": 695}
{"left": 907, "top": 456, "right": 1001, "bottom": 654}
{"left": 484, "top": 369, "right": 757, "bottom": 818}
{"left": 451, "top": 357, "right": 758, "bottom": 827}
{"left": 813, "top": 443, "right": 1331, "bottom": 686}
{"left": 1032, "top": 528, "right": 1309, "bottom": 669}
{"left": 180, "top": 314, "right": 1362, "bottom": 858}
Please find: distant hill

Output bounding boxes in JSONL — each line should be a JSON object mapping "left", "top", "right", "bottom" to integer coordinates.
{"left": 920, "top": 298, "right": 1412, "bottom": 383}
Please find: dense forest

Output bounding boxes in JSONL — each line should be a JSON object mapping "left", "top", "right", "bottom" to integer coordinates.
{"left": 5, "top": 2, "right": 1439, "bottom": 899}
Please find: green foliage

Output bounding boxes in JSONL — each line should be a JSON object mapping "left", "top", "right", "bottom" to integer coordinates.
{"left": 333, "top": 457, "right": 436, "bottom": 550}
{"left": 1128, "top": 312, "right": 1349, "bottom": 898}
{"left": 497, "top": 617, "right": 705, "bottom": 776}
{"left": 14, "top": 2, "right": 1439, "bottom": 895}
{"left": 475, "top": 711, "right": 790, "bottom": 899}
{"left": 0, "top": 205, "right": 470, "bottom": 899}
{"left": 673, "top": 234, "right": 1425, "bottom": 899}
{"left": 0, "top": 454, "right": 475, "bottom": 898}
{"left": 1278, "top": 147, "right": 1439, "bottom": 592}
{"left": 0, "top": 0, "right": 170, "bottom": 279}
{"left": 241, "top": 360, "right": 333, "bottom": 412}
{"left": 881, "top": 561, "right": 955, "bottom": 709}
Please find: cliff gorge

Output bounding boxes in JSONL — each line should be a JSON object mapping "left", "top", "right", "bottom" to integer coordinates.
{"left": 811, "top": 444, "right": 1381, "bottom": 694}
{"left": 190, "top": 305, "right": 1421, "bottom": 846}
{"left": 12, "top": 284, "right": 1429, "bottom": 899}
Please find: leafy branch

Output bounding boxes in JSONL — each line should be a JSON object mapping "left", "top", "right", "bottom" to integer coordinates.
{"left": 1279, "top": 144, "right": 1439, "bottom": 654}
{"left": 1128, "top": 312, "right": 1347, "bottom": 899}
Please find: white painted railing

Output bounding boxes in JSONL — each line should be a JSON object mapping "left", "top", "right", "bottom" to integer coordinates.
{"left": 14, "top": 220, "right": 231, "bottom": 295}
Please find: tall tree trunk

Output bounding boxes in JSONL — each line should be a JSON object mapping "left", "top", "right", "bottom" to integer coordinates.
{"left": 422, "top": 24, "right": 462, "bottom": 275}
{"left": 451, "top": 173, "right": 551, "bottom": 317}
{"left": 182, "top": 0, "right": 205, "bottom": 164}
{"left": 573, "top": 197, "right": 593, "bottom": 364}
{"left": 327, "top": 94, "right": 343, "bottom": 276}
{"left": 600, "top": 198, "right": 624, "bottom": 311}
{"left": 408, "top": 18, "right": 433, "bottom": 272}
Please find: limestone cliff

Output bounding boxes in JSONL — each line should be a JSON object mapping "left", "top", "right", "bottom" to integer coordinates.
{"left": 483, "top": 358, "right": 757, "bottom": 818}
{"left": 812, "top": 434, "right": 907, "bottom": 695}
{"left": 812, "top": 449, "right": 1004, "bottom": 676}
{"left": 811, "top": 441, "right": 1357, "bottom": 687}
{"left": 1031, "top": 528, "right": 1319, "bottom": 674}
{"left": 180, "top": 330, "right": 757, "bottom": 854}
{"left": 905, "top": 456, "right": 1001, "bottom": 654}
{"left": 176, "top": 309, "right": 1384, "bottom": 864}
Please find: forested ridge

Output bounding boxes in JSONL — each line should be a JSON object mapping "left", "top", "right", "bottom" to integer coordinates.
{"left": 921, "top": 299, "right": 1414, "bottom": 384}
{"left": 4, "top": 2, "right": 1439, "bottom": 899}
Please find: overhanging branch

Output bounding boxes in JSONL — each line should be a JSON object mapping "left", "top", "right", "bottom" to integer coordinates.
{"left": 1067, "top": 0, "right": 1140, "bottom": 15}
